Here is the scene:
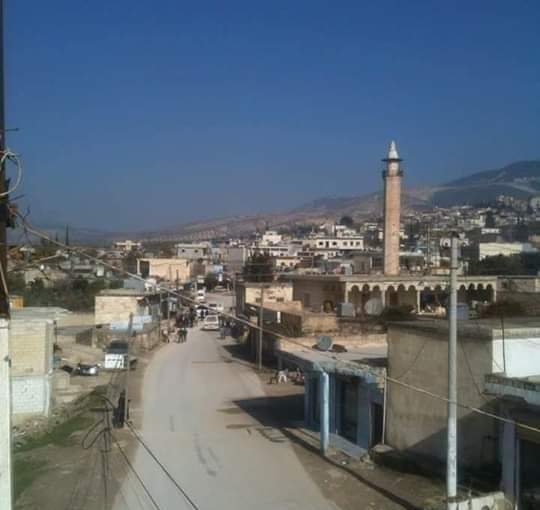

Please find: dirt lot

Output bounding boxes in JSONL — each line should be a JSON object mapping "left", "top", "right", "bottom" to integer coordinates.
{"left": 14, "top": 350, "right": 151, "bottom": 510}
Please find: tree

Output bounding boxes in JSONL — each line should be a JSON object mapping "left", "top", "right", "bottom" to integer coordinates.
{"left": 468, "top": 254, "right": 524, "bottom": 275}
{"left": 485, "top": 210, "right": 496, "bottom": 228}
{"left": 243, "top": 252, "right": 274, "bottom": 282}
{"left": 339, "top": 215, "right": 354, "bottom": 228}
{"left": 204, "top": 272, "right": 218, "bottom": 290}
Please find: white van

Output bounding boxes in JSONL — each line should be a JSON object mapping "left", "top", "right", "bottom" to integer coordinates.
{"left": 202, "top": 314, "right": 220, "bottom": 331}
{"left": 196, "top": 289, "right": 206, "bottom": 303}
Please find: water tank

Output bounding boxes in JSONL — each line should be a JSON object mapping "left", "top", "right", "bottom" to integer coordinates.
{"left": 337, "top": 302, "right": 355, "bottom": 317}
{"left": 316, "top": 336, "right": 333, "bottom": 351}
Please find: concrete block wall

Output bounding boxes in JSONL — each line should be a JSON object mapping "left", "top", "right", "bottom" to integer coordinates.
{"left": 95, "top": 295, "right": 141, "bottom": 325}
{"left": 10, "top": 319, "right": 54, "bottom": 376}
{"left": 11, "top": 375, "right": 51, "bottom": 422}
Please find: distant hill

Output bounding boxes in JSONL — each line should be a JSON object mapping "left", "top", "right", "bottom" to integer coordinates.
{"left": 15, "top": 159, "right": 540, "bottom": 244}
{"left": 431, "top": 160, "right": 540, "bottom": 207}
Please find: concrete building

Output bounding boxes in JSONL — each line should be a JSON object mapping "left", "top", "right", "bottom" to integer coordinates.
{"left": 307, "top": 236, "right": 364, "bottom": 252}
{"left": 485, "top": 373, "right": 540, "bottom": 508}
{"left": 9, "top": 308, "right": 71, "bottom": 424}
{"left": 284, "top": 273, "right": 497, "bottom": 315}
{"left": 223, "top": 245, "right": 249, "bottom": 274}
{"left": 113, "top": 240, "right": 142, "bottom": 252}
{"left": 280, "top": 346, "right": 386, "bottom": 456}
{"left": 478, "top": 242, "right": 538, "bottom": 260}
{"left": 175, "top": 242, "right": 211, "bottom": 260}
{"left": 95, "top": 288, "right": 162, "bottom": 326}
{"left": 260, "top": 230, "right": 283, "bottom": 245}
{"left": 234, "top": 281, "right": 294, "bottom": 316}
{"left": 385, "top": 319, "right": 540, "bottom": 490}
{"left": 382, "top": 141, "right": 403, "bottom": 276}
{"left": 137, "top": 257, "right": 191, "bottom": 282}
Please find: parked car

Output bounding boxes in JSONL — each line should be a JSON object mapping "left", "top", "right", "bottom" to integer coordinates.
{"left": 75, "top": 363, "right": 99, "bottom": 376}
{"left": 208, "top": 303, "right": 224, "bottom": 314}
{"left": 202, "top": 314, "right": 220, "bottom": 331}
{"left": 104, "top": 340, "right": 137, "bottom": 370}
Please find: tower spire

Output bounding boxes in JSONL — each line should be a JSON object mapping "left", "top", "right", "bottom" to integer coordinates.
{"left": 388, "top": 140, "right": 399, "bottom": 160}
{"left": 382, "top": 140, "right": 403, "bottom": 276}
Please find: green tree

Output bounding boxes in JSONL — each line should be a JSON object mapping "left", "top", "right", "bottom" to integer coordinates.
{"left": 243, "top": 252, "right": 274, "bottom": 282}
{"left": 469, "top": 254, "right": 524, "bottom": 275}
{"left": 339, "top": 215, "right": 354, "bottom": 228}
{"left": 204, "top": 272, "right": 218, "bottom": 290}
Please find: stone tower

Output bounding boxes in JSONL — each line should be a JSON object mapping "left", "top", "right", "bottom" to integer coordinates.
{"left": 382, "top": 141, "right": 403, "bottom": 276}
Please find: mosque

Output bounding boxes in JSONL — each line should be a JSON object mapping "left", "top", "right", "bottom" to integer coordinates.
{"left": 287, "top": 142, "right": 498, "bottom": 314}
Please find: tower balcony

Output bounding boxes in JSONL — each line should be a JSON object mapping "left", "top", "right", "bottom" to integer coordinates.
{"left": 382, "top": 169, "right": 404, "bottom": 179}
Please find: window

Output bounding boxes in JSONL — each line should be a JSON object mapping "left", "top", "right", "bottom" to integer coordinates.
{"left": 276, "top": 297, "right": 284, "bottom": 302}
{"left": 332, "top": 241, "right": 337, "bottom": 246}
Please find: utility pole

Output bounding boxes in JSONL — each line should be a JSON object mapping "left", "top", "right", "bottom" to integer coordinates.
{"left": 158, "top": 291, "right": 162, "bottom": 342}
{"left": 123, "top": 313, "right": 133, "bottom": 427}
{"left": 447, "top": 235, "right": 459, "bottom": 508}
{"left": 257, "top": 285, "right": 264, "bottom": 371}
{"left": 0, "top": 0, "right": 13, "bottom": 506}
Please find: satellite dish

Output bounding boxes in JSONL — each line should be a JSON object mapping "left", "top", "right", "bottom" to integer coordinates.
{"left": 316, "top": 335, "right": 333, "bottom": 351}
{"left": 364, "top": 297, "right": 384, "bottom": 316}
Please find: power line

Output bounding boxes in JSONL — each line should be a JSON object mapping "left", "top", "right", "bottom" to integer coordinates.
{"left": 13, "top": 212, "right": 540, "bottom": 438}
{"left": 110, "top": 431, "right": 162, "bottom": 510}
{"left": 125, "top": 421, "right": 200, "bottom": 510}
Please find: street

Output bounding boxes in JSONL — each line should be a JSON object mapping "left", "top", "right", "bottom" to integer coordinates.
{"left": 113, "top": 293, "right": 336, "bottom": 510}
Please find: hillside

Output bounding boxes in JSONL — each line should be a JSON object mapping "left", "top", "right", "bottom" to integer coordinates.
{"left": 428, "top": 160, "right": 540, "bottom": 206}
{"left": 18, "top": 159, "right": 540, "bottom": 244}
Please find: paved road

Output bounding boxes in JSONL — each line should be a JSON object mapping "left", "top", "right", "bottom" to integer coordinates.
{"left": 113, "top": 293, "right": 335, "bottom": 510}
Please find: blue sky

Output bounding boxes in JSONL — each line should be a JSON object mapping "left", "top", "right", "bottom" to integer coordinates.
{"left": 6, "top": 1, "right": 540, "bottom": 230}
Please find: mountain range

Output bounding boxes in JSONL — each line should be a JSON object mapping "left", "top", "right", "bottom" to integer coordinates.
{"left": 15, "top": 160, "right": 540, "bottom": 244}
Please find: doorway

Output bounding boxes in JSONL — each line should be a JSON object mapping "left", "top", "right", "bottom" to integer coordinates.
{"left": 371, "top": 402, "right": 384, "bottom": 447}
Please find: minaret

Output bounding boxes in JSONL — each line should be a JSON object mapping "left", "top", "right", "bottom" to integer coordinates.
{"left": 382, "top": 141, "right": 403, "bottom": 276}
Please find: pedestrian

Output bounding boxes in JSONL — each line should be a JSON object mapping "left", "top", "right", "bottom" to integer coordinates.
{"left": 181, "top": 328, "right": 188, "bottom": 343}
{"left": 219, "top": 325, "right": 226, "bottom": 339}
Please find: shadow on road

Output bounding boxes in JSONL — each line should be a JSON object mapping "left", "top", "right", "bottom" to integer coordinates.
{"left": 233, "top": 394, "right": 304, "bottom": 427}
{"left": 234, "top": 394, "right": 423, "bottom": 510}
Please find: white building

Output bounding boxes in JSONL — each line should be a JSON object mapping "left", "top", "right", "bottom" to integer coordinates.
{"left": 113, "top": 240, "right": 142, "bottom": 252}
{"left": 260, "top": 230, "right": 283, "bottom": 245}
{"left": 478, "top": 242, "right": 538, "bottom": 260}
{"left": 175, "top": 242, "right": 211, "bottom": 260}
{"left": 307, "top": 236, "right": 364, "bottom": 251}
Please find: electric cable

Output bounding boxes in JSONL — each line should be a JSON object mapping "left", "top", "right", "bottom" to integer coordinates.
{"left": 110, "top": 432, "right": 162, "bottom": 510}
{"left": 125, "top": 420, "right": 200, "bottom": 510}
{"left": 14, "top": 212, "right": 540, "bottom": 438}
{"left": 0, "top": 149, "right": 23, "bottom": 197}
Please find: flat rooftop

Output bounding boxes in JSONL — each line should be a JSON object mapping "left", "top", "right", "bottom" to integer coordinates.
{"left": 281, "top": 273, "right": 498, "bottom": 284}
{"left": 389, "top": 317, "right": 540, "bottom": 340}
{"left": 98, "top": 288, "right": 159, "bottom": 297}
{"left": 278, "top": 343, "right": 387, "bottom": 383}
